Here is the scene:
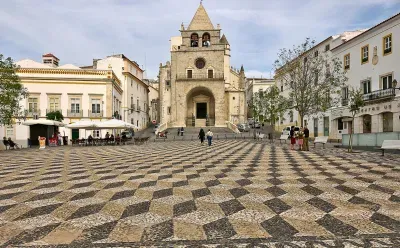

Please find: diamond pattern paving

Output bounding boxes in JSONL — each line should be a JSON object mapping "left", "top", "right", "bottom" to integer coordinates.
{"left": 0, "top": 140, "right": 399, "bottom": 246}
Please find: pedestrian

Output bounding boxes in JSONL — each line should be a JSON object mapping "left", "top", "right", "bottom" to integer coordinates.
{"left": 180, "top": 127, "right": 184, "bottom": 136}
{"left": 177, "top": 128, "right": 180, "bottom": 136}
{"left": 57, "top": 132, "right": 62, "bottom": 146}
{"left": 198, "top": 128, "right": 205, "bottom": 145}
{"left": 297, "top": 127, "right": 304, "bottom": 151}
{"left": 290, "top": 126, "right": 295, "bottom": 150}
{"left": 206, "top": 129, "right": 213, "bottom": 146}
{"left": 304, "top": 126, "right": 310, "bottom": 151}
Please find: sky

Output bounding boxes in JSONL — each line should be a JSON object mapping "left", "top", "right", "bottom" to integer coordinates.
{"left": 1, "top": 0, "right": 399, "bottom": 79}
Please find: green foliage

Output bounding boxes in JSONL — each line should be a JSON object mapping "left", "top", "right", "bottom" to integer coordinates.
{"left": 251, "top": 85, "right": 288, "bottom": 128}
{"left": 274, "top": 38, "right": 348, "bottom": 125}
{"left": 46, "top": 111, "right": 64, "bottom": 121}
{"left": 0, "top": 54, "right": 28, "bottom": 126}
{"left": 348, "top": 87, "right": 365, "bottom": 153}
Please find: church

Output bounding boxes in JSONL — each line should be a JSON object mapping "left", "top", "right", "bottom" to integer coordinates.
{"left": 158, "top": 3, "right": 246, "bottom": 128}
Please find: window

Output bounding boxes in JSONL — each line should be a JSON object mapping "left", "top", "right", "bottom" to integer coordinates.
{"left": 166, "top": 80, "right": 170, "bottom": 87}
{"left": 338, "top": 118, "right": 344, "bottom": 130}
{"left": 92, "top": 130, "right": 100, "bottom": 138}
{"left": 383, "top": 34, "right": 392, "bottom": 55}
{"left": 70, "top": 98, "right": 80, "bottom": 113}
{"left": 208, "top": 69, "right": 213, "bottom": 78}
{"left": 167, "top": 107, "right": 171, "bottom": 115}
{"left": 361, "top": 45, "right": 369, "bottom": 64}
{"left": 314, "top": 50, "right": 319, "bottom": 57}
{"left": 91, "top": 99, "right": 101, "bottom": 113}
{"left": 195, "top": 58, "right": 206, "bottom": 69}
{"left": 344, "top": 54, "right": 350, "bottom": 70}
{"left": 28, "top": 97, "right": 39, "bottom": 112}
{"left": 131, "top": 79, "right": 133, "bottom": 87}
{"left": 233, "top": 97, "right": 236, "bottom": 100}
{"left": 280, "top": 85, "right": 283, "bottom": 92}
{"left": 202, "top": 33, "right": 210, "bottom": 47}
{"left": 290, "top": 81, "right": 293, "bottom": 88}
{"left": 381, "top": 74, "right": 393, "bottom": 90}
{"left": 362, "top": 80, "right": 371, "bottom": 94}
{"left": 6, "top": 126, "right": 14, "bottom": 138}
{"left": 325, "top": 44, "right": 330, "bottom": 52}
{"left": 342, "top": 87, "right": 349, "bottom": 100}
{"left": 190, "top": 33, "right": 199, "bottom": 47}
{"left": 314, "top": 71, "right": 319, "bottom": 85}
{"left": 48, "top": 96, "right": 60, "bottom": 112}
{"left": 187, "top": 70, "right": 193, "bottom": 79}
{"left": 131, "top": 118, "right": 134, "bottom": 124}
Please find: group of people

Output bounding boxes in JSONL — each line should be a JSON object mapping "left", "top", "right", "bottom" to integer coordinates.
{"left": 2, "top": 137, "right": 20, "bottom": 149}
{"left": 198, "top": 128, "right": 214, "bottom": 146}
{"left": 289, "top": 126, "right": 310, "bottom": 151}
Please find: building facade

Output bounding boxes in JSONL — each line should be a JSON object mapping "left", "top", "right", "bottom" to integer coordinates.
{"left": 245, "top": 77, "right": 275, "bottom": 119}
{"left": 144, "top": 79, "right": 160, "bottom": 124}
{"left": 277, "top": 13, "right": 400, "bottom": 139}
{"left": 0, "top": 54, "right": 122, "bottom": 149}
{"left": 158, "top": 3, "right": 246, "bottom": 128}
{"left": 90, "top": 54, "right": 149, "bottom": 130}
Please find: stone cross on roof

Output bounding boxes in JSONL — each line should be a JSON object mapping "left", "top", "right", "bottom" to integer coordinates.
{"left": 187, "top": 2, "right": 214, "bottom": 30}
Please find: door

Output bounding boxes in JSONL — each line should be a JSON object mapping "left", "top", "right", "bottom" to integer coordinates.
{"left": 72, "top": 129, "right": 79, "bottom": 140}
{"left": 323, "top": 117, "right": 329, "bottom": 136}
{"left": 196, "top": 103, "right": 207, "bottom": 119}
{"left": 314, "top": 118, "right": 318, "bottom": 137}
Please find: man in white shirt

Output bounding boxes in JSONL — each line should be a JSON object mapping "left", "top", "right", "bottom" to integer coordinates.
{"left": 206, "top": 129, "right": 213, "bottom": 146}
{"left": 57, "top": 132, "right": 63, "bottom": 146}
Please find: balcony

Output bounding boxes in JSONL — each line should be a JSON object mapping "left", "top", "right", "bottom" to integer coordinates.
{"left": 27, "top": 109, "right": 41, "bottom": 118}
{"left": 136, "top": 106, "right": 141, "bottom": 112}
{"left": 341, "top": 98, "right": 349, "bottom": 106}
{"left": 130, "top": 104, "right": 136, "bottom": 113}
{"left": 67, "top": 109, "right": 83, "bottom": 117}
{"left": 46, "top": 109, "right": 62, "bottom": 114}
{"left": 89, "top": 110, "right": 103, "bottom": 118}
{"left": 176, "top": 72, "right": 224, "bottom": 81}
{"left": 362, "top": 88, "right": 395, "bottom": 102}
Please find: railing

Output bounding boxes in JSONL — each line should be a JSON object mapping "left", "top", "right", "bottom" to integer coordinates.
{"left": 136, "top": 106, "right": 141, "bottom": 112}
{"left": 226, "top": 121, "right": 240, "bottom": 134}
{"left": 177, "top": 73, "right": 224, "bottom": 80}
{"left": 89, "top": 110, "right": 103, "bottom": 118}
{"left": 341, "top": 98, "right": 349, "bottom": 106}
{"left": 27, "top": 110, "right": 41, "bottom": 118}
{"left": 362, "top": 88, "right": 395, "bottom": 102}
{"left": 130, "top": 104, "right": 135, "bottom": 113}
{"left": 46, "top": 109, "right": 62, "bottom": 114}
{"left": 67, "top": 109, "right": 83, "bottom": 117}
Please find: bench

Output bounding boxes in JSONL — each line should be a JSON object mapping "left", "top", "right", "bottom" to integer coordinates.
{"left": 314, "top": 136, "right": 329, "bottom": 148}
{"left": 378, "top": 140, "right": 400, "bottom": 156}
{"left": 279, "top": 134, "right": 289, "bottom": 144}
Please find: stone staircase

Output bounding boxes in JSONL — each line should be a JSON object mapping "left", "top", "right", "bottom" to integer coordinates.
{"left": 166, "top": 127, "right": 234, "bottom": 135}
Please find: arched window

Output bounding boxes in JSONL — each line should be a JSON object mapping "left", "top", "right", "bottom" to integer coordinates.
{"left": 202, "top": 33, "right": 210, "bottom": 47}
{"left": 191, "top": 33, "right": 199, "bottom": 47}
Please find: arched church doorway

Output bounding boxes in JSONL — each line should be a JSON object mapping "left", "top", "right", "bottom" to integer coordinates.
{"left": 186, "top": 87, "right": 215, "bottom": 127}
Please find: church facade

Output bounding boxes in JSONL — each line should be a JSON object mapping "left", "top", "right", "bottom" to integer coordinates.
{"left": 159, "top": 3, "right": 246, "bottom": 128}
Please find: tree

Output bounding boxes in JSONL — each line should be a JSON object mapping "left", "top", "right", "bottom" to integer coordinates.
{"left": 274, "top": 38, "right": 348, "bottom": 126}
{"left": 0, "top": 54, "right": 28, "bottom": 126}
{"left": 251, "top": 86, "right": 288, "bottom": 139}
{"left": 347, "top": 87, "right": 365, "bottom": 153}
{"left": 46, "top": 111, "right": 64, "bottom": 122}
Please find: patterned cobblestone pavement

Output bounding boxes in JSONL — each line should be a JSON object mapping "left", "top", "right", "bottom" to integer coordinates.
{"left": 0, "top": 140, "right": 399, "bottom": 247}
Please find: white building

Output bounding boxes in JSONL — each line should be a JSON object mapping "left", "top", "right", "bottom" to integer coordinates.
{"left": 276, "top": 30, "right": 366, "bottom": 135}
{"left": 329, "top": 13, "right": 400, "bottom": 139}
{"left": 0, "top": 54, "right": 123, "bottom": 149}
{"left": 245, "top": 77, "right": 275, "bottom": 118}
{"left": 277, "top": 13, "right": 400, "bottom": 140}
{"left": 89, "top": 54, "right": 149, "bottom": 130}
{"left": 144, "top": 79, "right": 160, "bottom": 124}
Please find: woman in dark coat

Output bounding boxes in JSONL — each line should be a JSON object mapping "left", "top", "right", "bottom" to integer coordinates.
{"left": 290, "top": 126, "right": 296, "bottom": 150}
{"left": 198, "top": 128, "right": 205, "bottom": 144}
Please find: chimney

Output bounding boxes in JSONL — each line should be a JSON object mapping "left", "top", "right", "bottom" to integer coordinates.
{"left": 42, "top": 53, "right": 59, "bottom": 68}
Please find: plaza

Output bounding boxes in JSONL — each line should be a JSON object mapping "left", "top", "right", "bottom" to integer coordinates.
{"left": 0, "top": 141, "right": 399, "bottom": 247}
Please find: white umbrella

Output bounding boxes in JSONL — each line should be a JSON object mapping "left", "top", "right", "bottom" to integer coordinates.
{"left": 23, "top": 120, "right": 65, "bottom": 127}
{"left": 97, "top": 119, "right": 135, "bottom": 129}
{"left": 65, "top": 120, "right": 99, "bottom": 129}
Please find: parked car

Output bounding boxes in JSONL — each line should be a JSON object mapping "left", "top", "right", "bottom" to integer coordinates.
{"left": 237, "top": 123, "right": 250, "bottom": 132}
{"left": 153, "top": 124, "right": 160, "bottom": 132}
{"left": 282, "top": 126, "right": 300, "bottom": 136}
{"left": 121, "top": 131, "right": 133, "bottom": 139}
{"left": 254, "top": 122, "right": 261, "bottom": 128}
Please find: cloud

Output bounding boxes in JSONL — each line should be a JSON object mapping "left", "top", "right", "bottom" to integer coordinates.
{"left": 0, "top": 0, "right": 399, "bottom": 79}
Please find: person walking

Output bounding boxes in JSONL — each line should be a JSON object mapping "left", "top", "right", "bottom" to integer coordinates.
{"left": 290, "top": 126, "right": 295, "bottom": 150}
{"left": 177, "top": 128, "right": 180, "bottom": 136}
{"left": 303, "top": 126, "right": 310, "bottom": 151}
{"left": 297, "top": 127, "right": 304, "bottom": 151}
{"left": 57, "top": 132, "right": 62, "bottom": 146}
{"left": 206, "top": 129, "right": 213, "bottom": 146}
{"left": 198, "top": 128, "right": 205, "bottom": 145}
{"left": 180, "top": 127, "right": 184, "bottom": 136}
